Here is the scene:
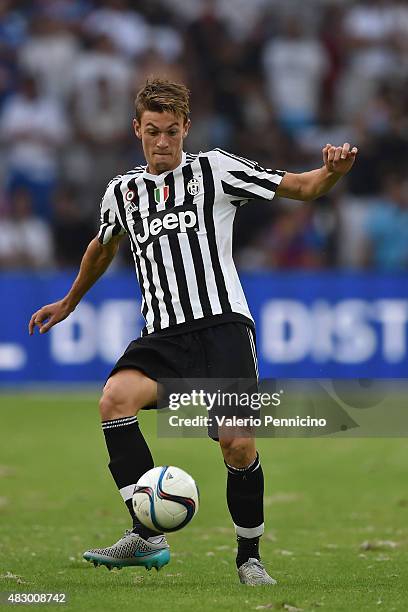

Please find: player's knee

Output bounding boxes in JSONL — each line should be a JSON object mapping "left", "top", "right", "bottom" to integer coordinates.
{"left": 99, "top": 369, "right": 157, "bottom": 421}
{"left": 99, "top": 388, "right": 127, "bottom": 421}
{"left": 99, "top": 381, "right": 141, "bottom": 421}
{"left": 219, "top": 438, "right": 255, "bottom": 468}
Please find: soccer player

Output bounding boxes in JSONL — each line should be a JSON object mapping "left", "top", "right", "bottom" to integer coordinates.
{"left": 29, "top": 79, "right": 358, "bottom": 585}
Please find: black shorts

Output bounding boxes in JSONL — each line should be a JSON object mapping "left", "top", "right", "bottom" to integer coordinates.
{"left": 108, "top": 322, "right": 259, "bottom": 438}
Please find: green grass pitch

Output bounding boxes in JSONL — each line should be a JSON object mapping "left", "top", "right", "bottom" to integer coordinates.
{"left": 1, "top": 392, "right": 407, "bottom": 611}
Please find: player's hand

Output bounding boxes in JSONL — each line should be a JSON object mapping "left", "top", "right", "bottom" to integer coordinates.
{"left": 322, "top": 143, "right": 358, "bottom": 175}
{"left": 28, "top": 300, "right": 73, "bottom": 335}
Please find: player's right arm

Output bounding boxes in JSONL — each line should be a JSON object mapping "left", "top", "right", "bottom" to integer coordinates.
{"left": 28, "top": 233, "right": 123, "bottom": 335}
{"left": 29, "top": 177, "right": 126, "bottom": 335}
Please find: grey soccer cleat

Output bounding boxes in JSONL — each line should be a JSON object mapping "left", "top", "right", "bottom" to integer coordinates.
{"left": 238, "top": 557, "right": 277, "bottom": 586}
{"left": 83, "top": 530, "right": 170, "bottom": 571}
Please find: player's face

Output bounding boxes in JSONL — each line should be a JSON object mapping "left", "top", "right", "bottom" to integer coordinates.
{"left": 134, "top": 111, "right": 190, "bottom": 175}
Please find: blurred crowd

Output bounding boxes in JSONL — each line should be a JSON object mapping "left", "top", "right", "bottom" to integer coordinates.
{"left": 0, "top": 0, "right": 408, "bottom": 272}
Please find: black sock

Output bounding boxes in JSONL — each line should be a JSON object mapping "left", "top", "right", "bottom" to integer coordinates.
{"left": 102, "top": 415, "right": 159, "bottom": 539}
{"left": 236, "top": 536, "right": 260, "bottom": 568}
{"left": 225, "top": 452, "right": 264, "bottom": 568}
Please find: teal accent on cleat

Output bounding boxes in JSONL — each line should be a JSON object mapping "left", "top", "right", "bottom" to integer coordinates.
{"left": 83, "top": 530, "right": 170, "bottom": 571}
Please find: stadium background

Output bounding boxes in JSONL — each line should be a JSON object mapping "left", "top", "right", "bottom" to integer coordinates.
{"left": 1, "top": 3, "right": 408, "bottom": 610}
{"left": 0, "top": 0, "right": 407, "bottom": 381}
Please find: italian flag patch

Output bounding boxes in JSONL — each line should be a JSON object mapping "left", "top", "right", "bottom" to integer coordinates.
{"left": 154, "top": 185, "right": 170, "bottom": 205}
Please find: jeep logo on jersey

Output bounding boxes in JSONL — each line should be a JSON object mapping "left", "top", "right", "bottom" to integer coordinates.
{"left": 134, "top": 205, "right": 198, "bottom": 247}
{"left": 154, "top": 185, "right": 170, "bottom": 205}
{"left": 187, "top": 177, "right": 201, "bottom": 196}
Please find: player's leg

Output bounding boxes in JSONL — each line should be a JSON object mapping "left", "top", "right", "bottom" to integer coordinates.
{"left": 99, "top": 369, "right": 158, "bottom": 533}
{"left": 219, "top": 434, "right": 275, "bottom": 585}
{"left": 83, "top": 368, "right": 170, "bottom": 571}
{"left": 200, "top": 323, "right": 275, "bottom": 584}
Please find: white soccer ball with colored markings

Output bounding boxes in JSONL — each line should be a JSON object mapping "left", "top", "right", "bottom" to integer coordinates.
{"left": 132, "top": 466, "right": 199, "bottom": 533}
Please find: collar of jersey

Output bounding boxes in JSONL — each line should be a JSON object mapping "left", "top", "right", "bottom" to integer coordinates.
{"left": 142, "top": 151, "right": 187, "bottom": 180}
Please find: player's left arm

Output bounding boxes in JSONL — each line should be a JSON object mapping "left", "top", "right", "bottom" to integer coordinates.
{"left": 276, "top": 143, "right": 358, "bottom": 201}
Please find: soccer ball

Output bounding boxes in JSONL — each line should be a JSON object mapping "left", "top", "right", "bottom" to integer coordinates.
{"left": 132, "top": 466, "right": 199, "bottom": 533}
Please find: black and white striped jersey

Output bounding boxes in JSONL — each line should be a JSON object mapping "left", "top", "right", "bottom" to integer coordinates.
{"left": 98, "top": 149, "right": 285, "bottom": 336}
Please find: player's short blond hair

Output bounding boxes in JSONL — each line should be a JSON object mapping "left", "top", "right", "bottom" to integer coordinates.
{"left": 135, "top": 78, "right": 190, "bottom": 123}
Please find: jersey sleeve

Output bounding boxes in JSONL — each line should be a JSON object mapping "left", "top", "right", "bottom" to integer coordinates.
{"left": 215, "top": 149, "right": 286, "bottom": 207}
{"left": 98, "top": 179, "right": 127, "bottom": 245}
